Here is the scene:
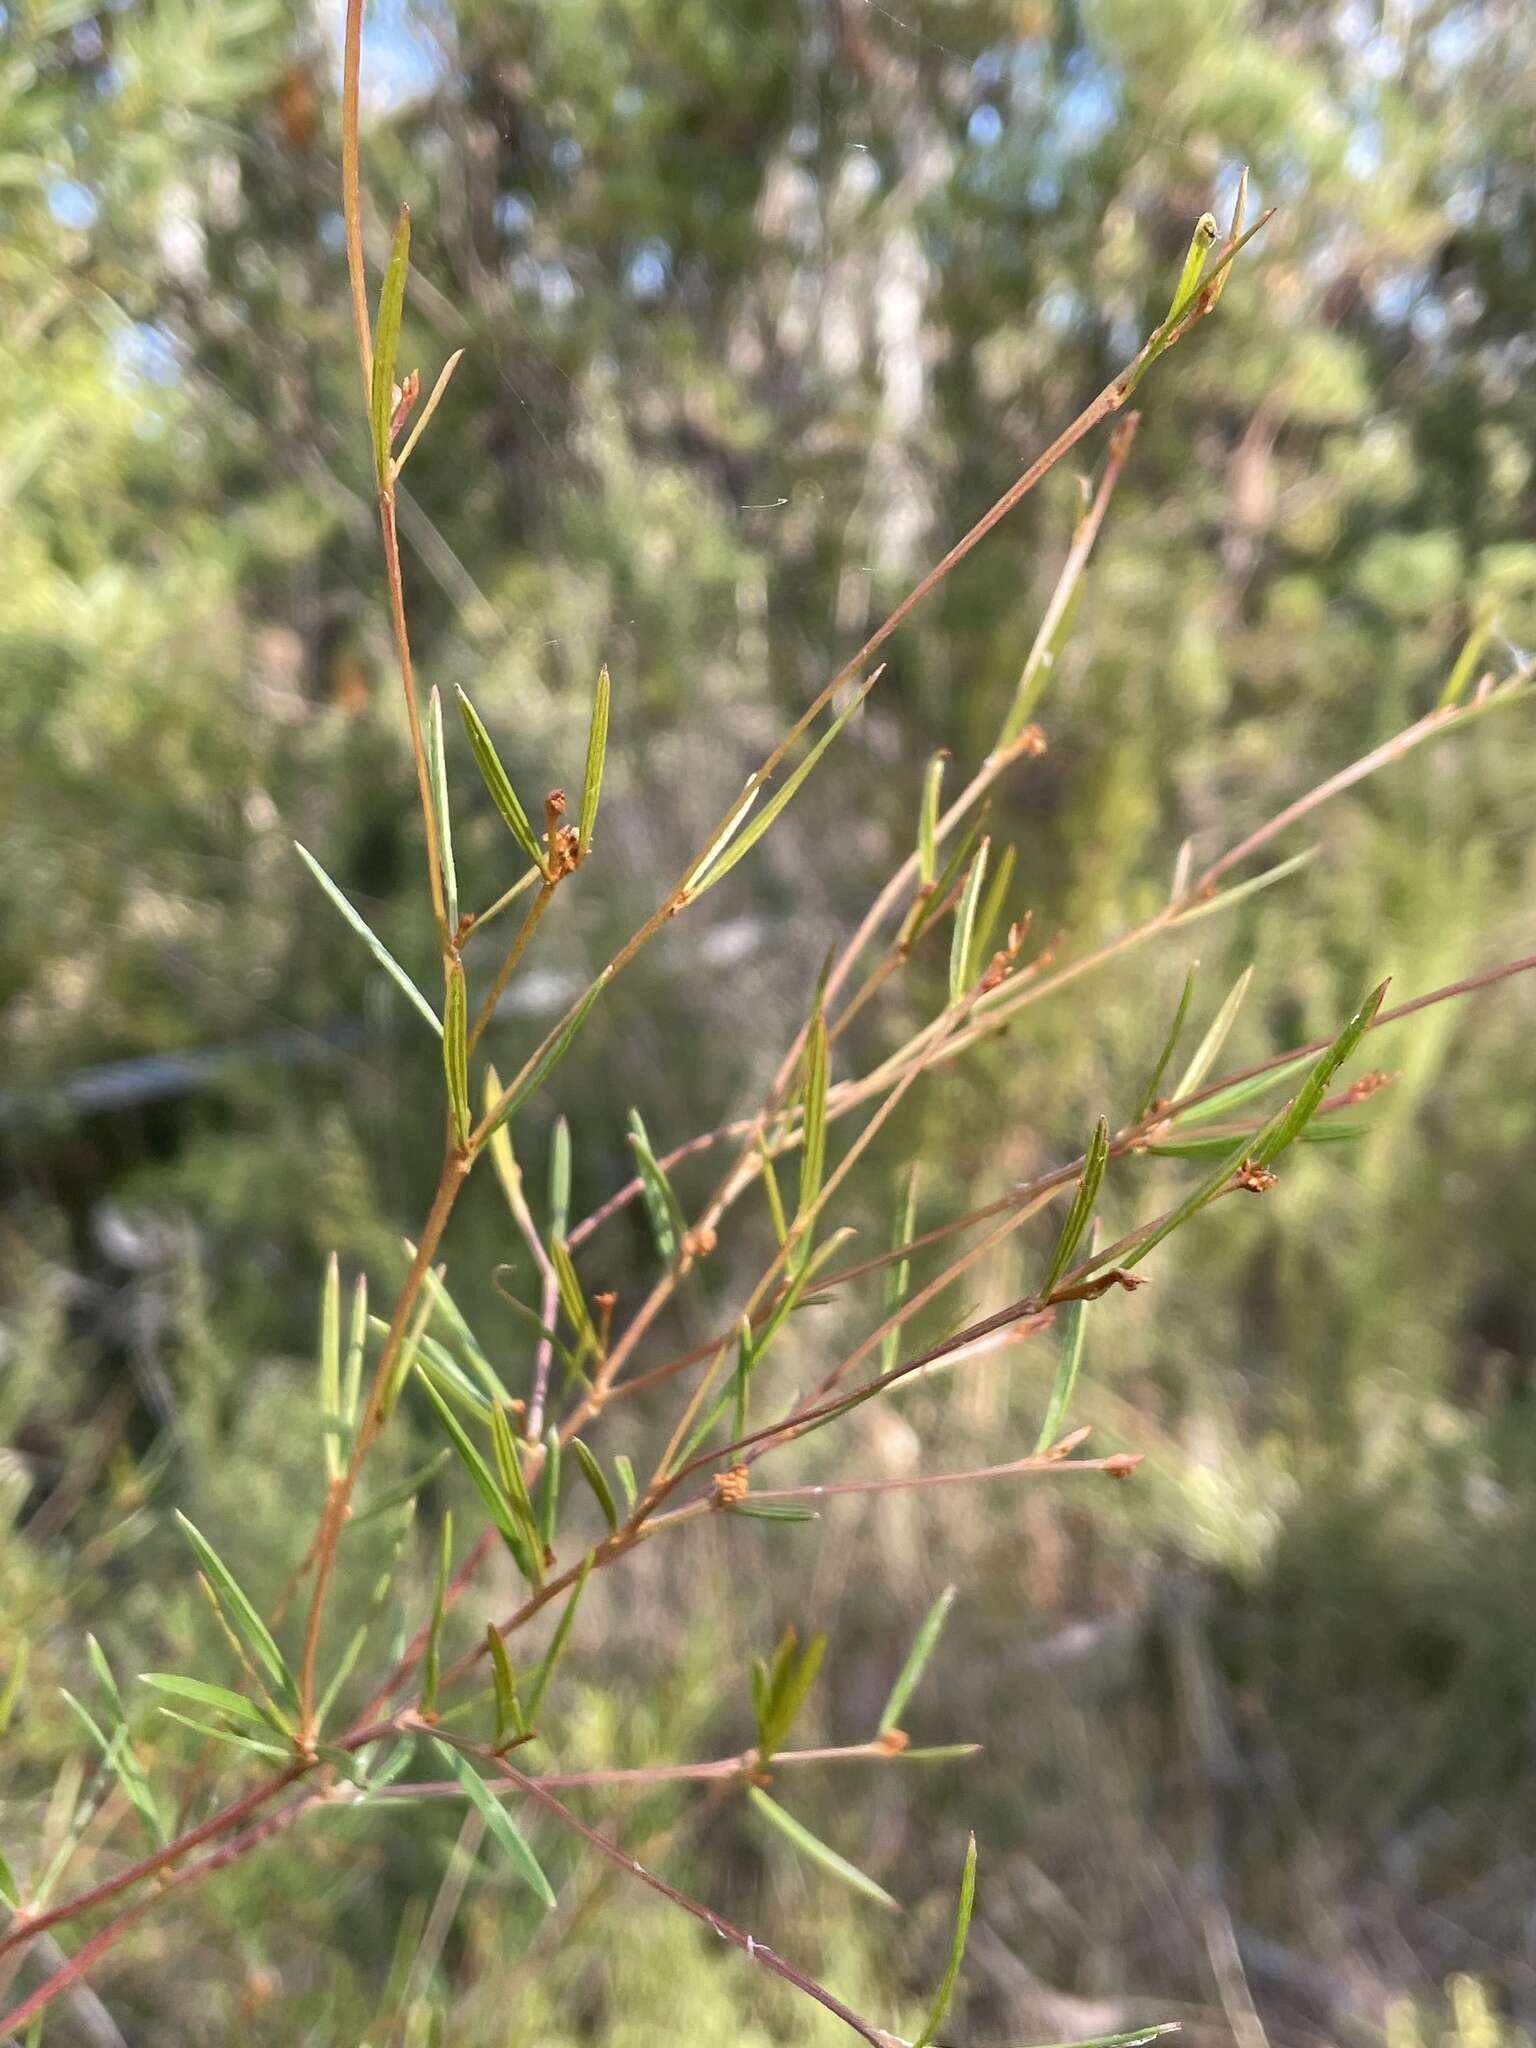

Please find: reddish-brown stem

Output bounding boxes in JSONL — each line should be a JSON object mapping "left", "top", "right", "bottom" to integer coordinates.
{"left": 482, "top": 1761, "right": 896, "bottom": 2047}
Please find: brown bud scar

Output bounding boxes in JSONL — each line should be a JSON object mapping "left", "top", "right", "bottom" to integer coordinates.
{"left": 1235, "top": 1160, "right": 1278, "bottom": 1193}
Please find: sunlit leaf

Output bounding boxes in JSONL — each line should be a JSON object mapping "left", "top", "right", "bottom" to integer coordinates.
{"left": 878, "top": 1587, "right": 955, "bottom": 1736}
{"left": 455, "top": 686, "right": 548, "bottom": 877}
{"left": 913, "top": 1832, "right": 976, "bottom": 2048}
{"left": 295, "top": 842, "right": 441, "bottom": 1037}
{"left": 1040, "top": 1118, "right": 1109, "bottom": 1300}
{"left": 579, "top": 663, "right": 610, "bottom": 856}
{"left": 748, "top": 1789, "right": 899, "bottom": 1911}
{"left": 371, "top": 205, "right": 410, "bottom": 485}
{"left": 432, "top": 1740, "right": 555, "bottom": 1908}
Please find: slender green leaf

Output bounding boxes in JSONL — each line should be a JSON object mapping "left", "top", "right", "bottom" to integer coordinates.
{"left": 969, "top": 842, "right": 1016, "bottom": 978}
{"left": 748, "top": 1789, "right": 899, "bottom": 1911}
{"left": 881, "top": 1167, "right": 920, "bottom": 1374}
{"left": 416, "top": 1377, "right": 532, "bottom": 1577}
{"left": 489, "top": 1401, "right": 543, "bottom": 1566}
{"left": 579, "top": 663, "right": 610, "bottom": 856}
{"left": 1132, "top": 964, "right": 1198, "bottom": 1123}
{"left": 174, "top": 1513, "right": 296, "bottom": 1707}
{"left": 486, "top": 1625, "right": 527, "bottom": 1745}
{"left": 342, "top": 1272, "right": 368, "bottom": 1431}
{"left": 688, "top": 673, "right": 877, "bottom": 895}
{"left": 1006, "top": 571, "right": 1087, "bottom": 738}
{"left": 423, "top": 1511, "right": 453, "bottom": 1717}
{"left": 569, "top": 1438, "right": 618, "bottom": 1533}
{"left": 295, "top": 843, "right": 441, "bottom": 1037}
{"left": 319, "top": 1252, "right": 342, "bottom": 1479}
{"left": 948, "top": 840, "right": 989, "bottom": 1004}
{"left": 1041, "top": 1119, "right": 1110, "bottom": 1300}
{"left": 0, "top": 1642, "right": 28, "bottom": 1737}
{"left": 538, "top": 1429, "right": 561, "bottom": 1554}
{"left": 0, "top": 1848, "right": 16, "bottom": 1908}
{"left": 549, "top": 1116, "right": 571, "bottom": 1240}
{"left": 549, "top": 1238, "right": 595, "bottom": 1356}
{"left": 410, "top": 1258, "right": 514, "bottom": 1407}
{"left": 525, "top": 1553, "right": 592, "bottom": 1726}
{"left": 480, "top": 972, "right": 612, "bottom": 1140}
{"left": 153, "top": 1709, "right": 291, "bottom": 1764}
{"left": 918, "top": 751, "right": 947, "bottom": 885}
{"left": 794, "top": 1004, "right": 829, "bottom": 1264}
{"left": 1171, "top": 965, "right": 1253, "bottom": 1102}
{"left": 427, "top": 686, "right": 458, "bottom": 930}
{"left": 759, "top": 1630, "right": 826, "bottom": 1762}
{"left": 1206, "top": 163, "right": 1247, "bottom": 310}
{"left": 731, "top": 1316, "right": 754, "bottom": 1440}
{"left": 1034, "top": 1231, "right": 1095, "bottom": 1452}
{"left": 371, "top": 205, "right": 410, "bottom": 485}
{"left": 878, "top": 1587, "right": 956, "bottom": 1736}
{"left": 455, "top": 686, "right": 547, "bottom": 876}
{"left": 628, "top": 1111, "right": 686, "bottom": 1261}
{"left": 353, "top": 1452, "right": 450, "bottom": 1528}
{"left": 728, "top": 1501, "right": 820, "bottom": 1522}
{"left": 913, "top": 1832, "right": 976, "bottom": 2048}
{"left": 444, "top": 961, "right": 470, "bottom": 1150}
{"left": 1168, "top": 1047, "right": 1313, "bottom": 1126}
{"left": 138, "top": 1673, "right": 271, "bottom": 1731}
{"left": 432, "top": 1740, "right": 556, "bottom": 1908}
{"left": 1253, "top": 980, "right": 1389, "bottom": 1165}
{"left": 1170, "top": 844, "right": 1319, "bottom": 928}
{"left": 1164, "top": 211, "right": 1216, "bottom": 328}
{"left": 613, "top": 1454, "right": 638, "bottom": 1512}
{"left": 1029, "top": 2028, "right": 1180, "bottom": 2048}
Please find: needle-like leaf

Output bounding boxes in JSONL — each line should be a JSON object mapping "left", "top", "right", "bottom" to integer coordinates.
{"left": 748, "top": 1789, "right": 899, "bottom": 1911}
{"left": 878, "top": 1586, "right": 955, "bottom": 1736}
{"left": 579, "top": 663, "right": 610, "bottom": 857}
{"left": 455, "top": 686, "right": 548, "bottom": 877}
{"left": 295, "top": 843, "right": 441, "bottom": 1037}
{"left": 371, "top": 205, "right": 410, "bottom": 486}
{"left": 913, "top": 1833, "right": 977, "bottom": 2048}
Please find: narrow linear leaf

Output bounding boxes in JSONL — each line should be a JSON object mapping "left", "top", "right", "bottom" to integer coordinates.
{"left": 882, "top": 1167, "right": 920, "bottom": 1375}
{"left": 525, "top": 1553, "right": 592, "bottom": 1726}
{"left": 0, "top": 1849, "right": 16, "bottom": 1909}
{"left": 689, "top": 673, "right": 877, "bottom": 896}
{"left": 342, "top": 1272, "right": 368, "bottom": 1431}
{"left": 1144, "top": 1118, "right": 1369, "bottom": 1161}
{"left": 489, "top": 1400, "right": 543, "bottom": 1563}
{"left": 969, "top": 842, "right": 1016, "bottom": 979}
{"left": 1170, "top": 844, "right": 1319, "bottom": 928}
{"left": 1029, "top": 2029, "right": 1180, "bottom": 2048}
{"left": 486, "top": 1625, "right": 527, "bottom": 1745}
{"left": 1164, "top": 211, "right": 1217, "bottom": 328}
{"left": 410, "top": 1257, "right": 514, "bottom": 1407}
{"left": 371, "top": 205, "right": 410, "bottom": 485}
{"left": 295, "top": 843, "right": 441, "bottom": 1037}
{"left": 443, "top": 961, "right": 470, "bottom": 1150}
{"left": 174, "top": 1514, "right": 296, "bottom": 1707}
{"left": 1132, "top": 964, "right": 1198, "bottom": 1123}
{"left": 913, "top": 1832, "right": 977, "bottom": 2048}
{"left": 878, "top": 1587, "right": 956, "bottom": 1737}
{"left": 579, "top": 663, "right": 610, "bottom": 856}
{"left": 480, "top": 971, "right": 612, "bottom": 1141}
{"left": 394, "top": 346, "right": 465, "bottom": 476}
{"left": 731, "top": 1316, "right": 754, "bottom": 1441}
{"left": 569, "top": 1438, "right": 618, "bottom": 1534}
{"left": 1253, "top": 980, "right": 1389, "bottom": 1165}
{"left": 319, "top": 1252, "right": 342, "bottom": 1480}
{"left": 1206, "top": 164, "right": 1247, "bottom": 310}
{"left": 549, "top": 1116, "right": 571, "bottom": 1240}
{"left": 154, "top": 1709, "right": 291, "bottom": 1764}
{"left": 1041, "top": 1118, "right": 1110, "bottom": 1300}
{"left": 918, "top": 751, "right": 947, "bottom": 886}
{"left": 948, "top": 840, "right": 990, "bottom": 1004}
{"left": 423, "top": 1510, "right": 453, "bottom": 1717}
{"left": 537, "top": 1428, "right": 561, "bottom": 1555}
{"left": 760, "top": 1631, "right": 826, "bottom": 1762}
{"left": 613, "top": 1454, "right": 638, "bottom": 1512}
{"left": 1171, "top": 965, "right": 1253, "bottom": 1102}
{"left": 427, "top": 687, "right": 458, "bottom": 930}
{"left": 795, "top": 1005, "right": 829, "bottom": 1243}
{"left": 549, "top": 1238, "right": 596, "bottom": 1355}
{"left": 455, "top": 686, "right": 547, "bottom": 877}
{"left": 416, "top": 1377, "right": 532, "bottom": 1576}
{"left": 907, "top": 811, "right": 986, "bottom": 948}
{"left": 1034, "top": 1229, "right": 1096, "bottom": 1453}
{"left": 353, "top": 1451, "right": 450, "bottom": 1528}
{"left": 628, "top": 1111, "right": 686, "bottom": 1261}
{"left": 728, "top": 1501, "right": 820, "bottom": 1523}
{"left": 747, "top": 1789, "right": 899, "bottom": 1912}
{"left": 432, "top": 1740, "right": 555, "bottom": 1908}
{"left": 139, "top": 1674, "right": 271, "bottom": 1731}
{"left": 1007, "top": 571, "right": 1087, "bottom": 737}
{"left": 1168, "top": 1046, "right": 1314, "bottom": 1126}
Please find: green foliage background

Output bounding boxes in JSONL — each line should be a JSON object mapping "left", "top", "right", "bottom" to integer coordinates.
{"left": 3, "top": 0, "right": 1536, "bottom": 2040}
